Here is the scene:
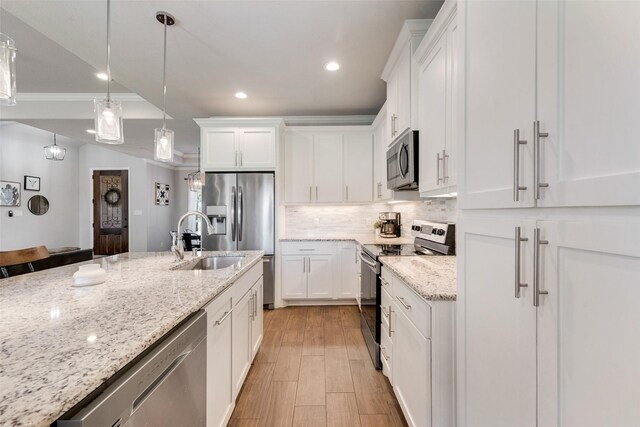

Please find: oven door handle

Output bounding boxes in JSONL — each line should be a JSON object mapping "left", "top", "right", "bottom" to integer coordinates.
{"left": 359, "top": 252, "right": 377, "bottom": 269}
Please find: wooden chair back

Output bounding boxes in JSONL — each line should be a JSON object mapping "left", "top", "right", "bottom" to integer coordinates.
{"left": 0, "top": 246, "right": 50, "bottom": 267}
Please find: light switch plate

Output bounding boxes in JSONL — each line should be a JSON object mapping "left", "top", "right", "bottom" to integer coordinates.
{"left": 133, "top": 210, "right": 143, "bottom": 216}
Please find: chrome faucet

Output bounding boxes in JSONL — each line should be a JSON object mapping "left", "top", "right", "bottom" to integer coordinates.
{"left": 171, "top": 211, "right": 215, "bottom": 262}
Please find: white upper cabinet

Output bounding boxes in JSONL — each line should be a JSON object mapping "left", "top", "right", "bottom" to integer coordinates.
{"left": 283, "top": 127, "right": 373, "bottom": 204}
{"left": 382, "top": 20, "right": 432, "bottom": 144}
{"left": 195, "top": 119, "right": 283, "bottom": 172}
{"left": 343, "top": 132, "right": 373, "bottom": 202}
{"left": 461, "top": 0, "right": 640, "bottom": 209}
{"left": 416, "top": 1, "right": 458, "bottom": 197}
{"left": 461, "top": 0, "right": 537, "bottom": 209}
{"left": 373, "top": 104, "right": 393, "bottom": 201}
{"left": 536, "top": 1, "right": 640, "bottom": 207}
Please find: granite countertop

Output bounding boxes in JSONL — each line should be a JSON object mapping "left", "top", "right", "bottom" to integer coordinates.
{"left": 280, "top": 233, "right": 415, "bottom": 245}
{"left": 381, "top": 255, "right": 457, "bottom": 301}
{"left": 0, "top": 251, "right": 263, "bottom": 427}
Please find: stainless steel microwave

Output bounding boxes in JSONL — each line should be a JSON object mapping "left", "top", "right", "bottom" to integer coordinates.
{"left": 387, "top": 130, "right": 419, "bottom": 191}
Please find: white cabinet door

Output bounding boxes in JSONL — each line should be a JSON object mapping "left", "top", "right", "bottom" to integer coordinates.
{"left": 395, "top": 47, "right": 412, "bottom": 138}
{"left": 336, "top": 244, "right": 358, "bottom": 299}
{"left": 458, "top": 216, "right": 537, "bottom": 427}
{"left": 202, "top": 128, "right": 238, "bottom": 170}
{"left": 387, "top": 72, "right": 398, "bottom": 141}
{"left": 343, "top": 132, "right": 373, "bottom": 202}
{"left": 313, "top": 134, "right": 343, "bottom": 203}
{"left": 205, "top": 294, "right": 233, "bottom": 427}
{"left": 462, "top": 0, "right": 536, "bottom": 209}
{"left": 251, "top": 278, "right": 263, "bottom": 359}
{"left": 536, "top": 1, "right": 640, "bottom": 207}
{"left": 238, "top": 128, "right": 276, "bottom": 169}
{"left": 373, "top": 110, "right": 393, "bottom": 201}
{"left": 418, "top": 33, "right": 447, "bottom": 194}
{"left": 393, "top": 307, "right": 431, "bottom": 427}
{"left": 537, "top": 220, "right": 640, "bottom": 427}
{"left": 445, "top": 17, "right": 458, "bottom": 189}
{"left": 231, "top": 289, "right": 252, "bottom": 400}
{"left": 281, "top": 255, "right": 307, "bottom": 299}
{"left": 307, "top": 255, "right": 333, "bottom": 299}
{"left": 284, "top": 132, "right": 314, "bottom": 203}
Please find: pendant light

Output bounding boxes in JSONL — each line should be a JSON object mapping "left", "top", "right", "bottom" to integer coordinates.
{"left": 188, "top": 147, "right": 205, "bottom": 191}
{"left": 94, "top": 0, "right": 124, "bottom": 144}
{"left": 44, "top": 134, "right": 66, "bottom": 161}
{"left": 154, "top": 12, "right": 175, "bottom": 162}
{"left": 0, "top": 32, "right": 17, "bottom": 106}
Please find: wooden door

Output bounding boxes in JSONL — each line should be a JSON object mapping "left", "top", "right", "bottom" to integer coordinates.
{"left": 343, "top": 132, "right": 373, "bottom": 202}
{"left": 93, "top": 170, "right": 129, "bottom": 255}
{"left": 461, "top": 0, "right": 536, "bottom": 209}
{"left": 536, "top": 0, "right": 640, "bottom": 207}
{"left": 313, "top": 134, "right": 343, "bottom": 203}
{"left": 537, "top": 220, "right": 640, "bottom": 427}
{"left": 457, "top": 216, "right": 537, "bottom": 427}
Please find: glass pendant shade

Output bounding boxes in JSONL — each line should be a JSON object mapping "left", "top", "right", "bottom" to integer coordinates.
{"left": 0, "top": 33, "right": 17, "bottom": 106}
{"left": 44, "top": 135, "right": 66, "bottom": 161}
{"left": 154, "top": 127, "right": 174, "bottom": 161}
{"left": 187, "top": 170, "right": 205, "bottom": 191}
{"left": 94, "top": 98, "right": 124, "bottom": 144}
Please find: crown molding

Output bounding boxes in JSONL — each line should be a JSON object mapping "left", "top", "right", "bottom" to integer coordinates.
{"left": 414, "top": 0, "right": 457, "bottom": 65}
{"left": 381, "top": 19, "right": 433, "bottom": 81}
{"left": 16, "top": 93, "right": 147, "bottom": 102}
{"left": 282, "top": 115, "right": 375, "bottom": 126}
{"left": 194, "top": 117, "right": 285, "bottom": 128}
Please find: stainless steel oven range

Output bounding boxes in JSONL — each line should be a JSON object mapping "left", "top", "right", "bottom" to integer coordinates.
{"left": 358, "top": 220, "right": 455, "bottom": 369}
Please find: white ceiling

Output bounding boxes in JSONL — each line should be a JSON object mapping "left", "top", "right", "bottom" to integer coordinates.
{"left": 0, "top": 0, "right": 443, "bottom": 161}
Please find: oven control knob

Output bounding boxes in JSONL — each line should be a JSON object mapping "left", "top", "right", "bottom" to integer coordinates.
{"left": 432, "top": 229, "right": 438, "bottom": 234}
{"left": 412, "top": 225, "right": 420, "bottom": 231}
{"left": 436, "top": 229, "right": 445, "bottom": 236}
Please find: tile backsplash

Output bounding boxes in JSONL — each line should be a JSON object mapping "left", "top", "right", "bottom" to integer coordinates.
{"left": 284, "top": 198, "right": 457, "bottom": 236}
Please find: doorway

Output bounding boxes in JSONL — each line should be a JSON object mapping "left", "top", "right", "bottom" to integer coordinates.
{"left": 92, "top": 170, "right": 129, "bottom": 255}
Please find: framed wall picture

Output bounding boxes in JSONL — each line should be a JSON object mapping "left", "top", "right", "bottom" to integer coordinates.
{"left": 155, "top": 182, "right": 169, "bottom": 206}
{"left": 24, "top": 175, "right": 41, "bottom": 191}
{"left": 0, "top": 181, "right": 21, "bottom": 206}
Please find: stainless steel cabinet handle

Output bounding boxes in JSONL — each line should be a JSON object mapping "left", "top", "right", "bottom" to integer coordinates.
{"left": 514, "top": 227, "right": 529, "bottom": 298}
{"left": 443, "top": 149, "right": 449, "bottom": 183}
{"left": 315, "top": 186, "right": 318, "bottom": 201}
{"left": 235, "top": 150, "right": 239, "bottom": 167}
{"left": 308, "top": 257, "right": 311, "bottom": 273}
{"left": 346, "top": 185, "right": 349, "bottom": 201}
{"left": 381, "top": 346, "right": 390, "bottom": 360}
{"left": 309, "top": 186, "right": 312, "bottom": 201}
{"left": 397, "top": 296, "right": 411, "bottom": 310}
{"left": 533, "top": 228, "right": 549, "bottom": 307}
{"left": 534, "top": 121, "right": 549, "bottom": 200}
{"left": 513, "top": 129, "right": 528, "bottom": 201}
{"left": 299, "top": 248, "right": 315, "bottom": 251}
{"left": 388, "top": 306, "right": 393, "bottom": 337}
{"left": 231, "top": 186, "right": 236, "bottom": 241}
{"left": 437, "top": 152, "right": 443, "bottom": 184}
{"left": 253, "top": 290, "right": 257, "bottom": 318}
{"left": 303, "top": 257, "right": 306, "bottom": 273}
{"left": 249, "top": 293, "right": 254, "bottom": 320}
{"left": 238, "top": 186, "right": 243, "bottom": 242}
{"left": 380, "top": 278, "right": 390, "bottom": 287}
{"left": 214, "top": 310, "right": 232, "bottom": 326}
{"left": 239, "top": 151, "right": 243, "bottom": 167}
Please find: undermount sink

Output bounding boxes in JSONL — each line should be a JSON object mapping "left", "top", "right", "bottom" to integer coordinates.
{"left": 189, "top": 256, "right": 244, "bottom": 270}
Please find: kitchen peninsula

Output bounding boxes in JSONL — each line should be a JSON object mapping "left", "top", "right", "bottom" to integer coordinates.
{"left": 0, "top": 251, "right": 264, "bottom": 427}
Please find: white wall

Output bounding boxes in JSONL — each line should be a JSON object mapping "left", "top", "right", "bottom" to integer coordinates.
{"left": 0, "top": 122, "right": 80, "bottom": 250}
{"left": 146, "top": 163, "right": 179, "bottom": 251}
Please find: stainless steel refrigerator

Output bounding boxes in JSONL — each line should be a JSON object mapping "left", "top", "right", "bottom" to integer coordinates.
{"left": 202, "top": 172, "right": 275, "bottom": 308}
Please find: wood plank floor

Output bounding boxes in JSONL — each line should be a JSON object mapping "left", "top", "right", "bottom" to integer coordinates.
{"left": 230, "top": 306, "right": 408, "bottom": 427}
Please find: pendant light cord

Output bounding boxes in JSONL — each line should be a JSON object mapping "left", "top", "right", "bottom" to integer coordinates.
{"left": 161, "top": 16, "right": 167, "bottom": 129}
{"left": 106, "top": 0, "right": 111, "bottom": 100}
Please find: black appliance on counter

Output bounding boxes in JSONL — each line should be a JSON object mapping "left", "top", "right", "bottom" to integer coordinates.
{"left": 358, "top": 220, "right": 455, "bottom": 369}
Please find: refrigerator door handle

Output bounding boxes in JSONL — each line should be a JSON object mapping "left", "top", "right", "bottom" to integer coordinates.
{"left": 231, "top": 186, "right": 236, "bottom": 241}
{"left": 238, "top": 186, "right": 243, "bottom": 242}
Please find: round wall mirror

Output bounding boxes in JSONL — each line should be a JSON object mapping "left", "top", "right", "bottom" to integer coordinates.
{"left": 28, "top": 195, "right": 50, "bottom": 215}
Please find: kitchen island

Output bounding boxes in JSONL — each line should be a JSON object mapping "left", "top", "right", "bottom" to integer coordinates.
{"left": 0, "top": 251, "right": 263, "bottom": 427}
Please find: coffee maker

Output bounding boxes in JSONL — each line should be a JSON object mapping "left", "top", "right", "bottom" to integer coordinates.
{"left": 379, "top": 212, "right": 401, "bottom": 238}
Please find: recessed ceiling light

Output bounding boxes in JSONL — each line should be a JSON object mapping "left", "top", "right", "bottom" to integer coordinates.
{"left": 86, "top": 129, "right": 96, "bottom": 134}
{"left": 96, "top": 72, "right": 109, "bottom": 81}
{"left": 235, "top": 91, "right": 248, "bottom": 99}
{"left": 325, "top": 61, "right": 340, "bottom": 71}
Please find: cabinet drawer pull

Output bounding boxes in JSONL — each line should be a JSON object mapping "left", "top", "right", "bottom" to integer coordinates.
{"left": 381, "top": 346, "right": 390, "bottom": 360}
{"left": 397, "top": 296, "right": 411, "bottom": 310}
{"left": 514, "top": 227, "right": 529, "bottom": 298}
{"left": 388, "top": 306, "right": 393, "bottom": 337}
{"left": 533, "top": 228, "right": 549, "bottom": 307}
{"left": 380, "top": 278, "right": 390, "bottom": 287}
{"left": 534, "top": 121, "right": 549, "bottom": 200}
{"left": 513, "top": 129, "right": 528, "bottom": 201}
{"left": 437, "top": 152, "right": 443, "bottom": 185}
{"left": 214, "top": 310, "right": 232, "bottom": 326}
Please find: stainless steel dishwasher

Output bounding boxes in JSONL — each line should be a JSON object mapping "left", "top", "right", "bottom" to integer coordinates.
{"left": 58, "top": 311, "right": 207, "bottom": 427}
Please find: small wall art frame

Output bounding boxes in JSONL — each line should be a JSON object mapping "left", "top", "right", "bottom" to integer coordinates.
{"left": 0, "top": 181, "right": 21, "bottom": 206}
{"left": 155, "top": 182, "right": 170, "bottom": 206}
{"left": 24, "top": 175, "right": 41, "bottom": 191}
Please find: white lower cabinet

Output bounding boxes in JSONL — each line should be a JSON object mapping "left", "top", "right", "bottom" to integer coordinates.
{"left": 381, "top": 265, "right": 454, "bottom": 427}
{"left": 205, "top": 293, "right": 233, "bottom": 427}
{"left": 281, "top": 241, "right": 359, "bottom": 301}
{"left": 459, "top": 216, "right": 640, "bottom": 427}
{"left": 205, "top": 262, "right": 263, "bottom": 427}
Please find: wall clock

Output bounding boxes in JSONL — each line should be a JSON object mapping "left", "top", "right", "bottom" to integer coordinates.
{"left": 24, "top": 175, "right": 40, "bottom": 191}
